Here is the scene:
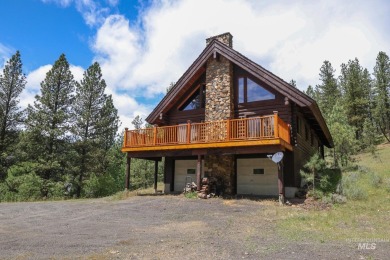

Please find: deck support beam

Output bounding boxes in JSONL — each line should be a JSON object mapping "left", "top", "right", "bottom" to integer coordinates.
{"left": 154, "top": 159, "right": 159, "bottom": 193}
{"left": 125, "top": 155, "right": 131, "bottom": 190}
{"left": 277, "top": 161, "right": 285, "bottom": 205}
{"left": 196, "top": 155, "right": 202, "bottom": 191}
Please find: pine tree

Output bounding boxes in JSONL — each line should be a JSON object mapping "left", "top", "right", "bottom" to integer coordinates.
{"left": 0, "top": 51, "right": 26, "bottom": 180}
{"left": 316, "top": 61, "right": 340, "bottom": 117}
{"left": 0, "top": 51, "right": 26, "bottom": 153}
{"left": 339, "top": 58, "right": 371, "bottom": 140}
{"left": 131, "top": 115, "right": 144, "bottom": 130}
{"left": 24, "top": 54, "right": 75, "bottom": 194}
{"left": 289, "top": 79, "right": 297, "bottom": 88}
{"left": 71, "top": 62, "right": 119, "bottom": 197}
{"left": 305, "top": 85, "right": 319, "bottom": 100}
{"left": 372, "top": 51, "right": 390, "bottom": 142}
{"left": 327, "top": 100, "right": 358, "bottom": 167}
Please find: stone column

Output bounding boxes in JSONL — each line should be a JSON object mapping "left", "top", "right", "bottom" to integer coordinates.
{"left": 204, "top": 40, "right": 235, "bottom": 195}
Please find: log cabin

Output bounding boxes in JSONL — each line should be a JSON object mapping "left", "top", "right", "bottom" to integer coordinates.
{"left": 121, "top": 33, "right": 333, "bottom": 201}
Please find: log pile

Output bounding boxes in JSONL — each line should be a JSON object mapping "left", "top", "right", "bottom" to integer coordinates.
{"left": 198, "top": 177, "right": 215, "bottom": 199}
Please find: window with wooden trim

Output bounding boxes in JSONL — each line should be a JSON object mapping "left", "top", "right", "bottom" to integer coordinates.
{"left": 179, "top": 85, "right": 206, "bottom": 111}
{"left": 296, "top": 116, "right": 301, "bottom": 134}
{"left": 304, "top": 124, "right": 309, "bottom": 141}
{"left": 238, "top": 77, "right": 275, "bottom": 104}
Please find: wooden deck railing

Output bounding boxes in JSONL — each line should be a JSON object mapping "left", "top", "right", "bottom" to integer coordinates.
{"left": 123, "top": 114, "right": 291, "bottom": 148}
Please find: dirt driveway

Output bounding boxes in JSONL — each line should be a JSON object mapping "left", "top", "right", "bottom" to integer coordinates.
{"left": 0, "top": 196, "right": 388, "bottom": 259}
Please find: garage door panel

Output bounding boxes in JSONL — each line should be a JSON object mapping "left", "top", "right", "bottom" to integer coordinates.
{"left": 237, "top": 158, "right": 278, "bottom": 196}
{"left": 174, "top": 160, "right": 204, "bottom": 192}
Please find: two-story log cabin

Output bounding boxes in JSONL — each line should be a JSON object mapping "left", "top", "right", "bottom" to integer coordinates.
{"left": 122, "top": 33, "right": 333, "bottom": 200}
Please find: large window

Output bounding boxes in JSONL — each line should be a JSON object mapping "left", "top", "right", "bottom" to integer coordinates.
{"left": 179, "top": 85, "right": 206, "bottom": 111}
{"left": 238, "top": 77, "right": 275, "bottom": 104}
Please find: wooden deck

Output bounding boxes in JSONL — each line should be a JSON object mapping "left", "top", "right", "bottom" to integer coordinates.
{"left": 121, "top": 114, "right": 292, "bottom": 152}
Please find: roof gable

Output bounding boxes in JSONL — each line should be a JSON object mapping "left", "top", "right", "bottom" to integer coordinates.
{"left": 146, "top": 39, "right": 333, "bottom": 147}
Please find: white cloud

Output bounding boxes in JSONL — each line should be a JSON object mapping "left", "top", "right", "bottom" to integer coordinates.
{"left": 42, "top": 0, "right": 390, "bottom": 128}
{"left": 89, "top": 0, "right": 390, "bottom": 127}
{"left": 21, "top": 64, "right": 85, "bottom": 109}
{"left": 0, "top": 43, "right": 13, "bottom": 68}
{"left": 21, "top": 63, "right": 139, "bottom": 132}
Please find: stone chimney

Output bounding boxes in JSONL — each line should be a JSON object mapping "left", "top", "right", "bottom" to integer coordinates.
{"left": 204, "top": 32, "right": 235, "bottom": 195}
{"left": 206, "top": 32, "right": 233, "bottom": 48}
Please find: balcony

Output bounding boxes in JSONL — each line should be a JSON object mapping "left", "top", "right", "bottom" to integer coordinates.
{"left": 121, "top": 114, "right": 292, "bottom": 153}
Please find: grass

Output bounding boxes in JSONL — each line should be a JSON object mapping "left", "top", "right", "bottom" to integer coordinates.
{"left": 108, "top": 182, "right": 165, "bottom": 200}
{"left": 275, "top": 143, "right": 390, "bottom": 242}
{"left": 184, "top": 191, "right": 198, "bottom": 199}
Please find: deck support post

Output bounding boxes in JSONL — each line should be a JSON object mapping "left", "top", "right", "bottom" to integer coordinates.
{"left": 277, "top": 161, "right": 285, "bottom": 205}
{"left": 125, "top": 154, "right": 131, "bottom": 190}
{"left": 124, "top": 128, "right": 128, "bottom": 147}
{"left": 273, "top": 111, "right": 279, "bottom": 138}
{"left": 196, "top": 155, "right": 202, "bottom": 191}
{"left": 154, "top": 159, "right": 159, "bottom": 193}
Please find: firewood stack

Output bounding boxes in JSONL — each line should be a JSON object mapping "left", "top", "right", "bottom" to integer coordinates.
{"left": 198, "top": 177, "right": 210, "bottom": 199}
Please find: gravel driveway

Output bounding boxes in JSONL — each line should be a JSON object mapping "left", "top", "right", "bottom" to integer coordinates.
{"left": 0, "top": 196, "right": 388, "bottom": 259}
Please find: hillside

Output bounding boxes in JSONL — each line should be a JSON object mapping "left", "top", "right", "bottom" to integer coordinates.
{"left": 277, "top": 143, "right": 390, "bottom": 243}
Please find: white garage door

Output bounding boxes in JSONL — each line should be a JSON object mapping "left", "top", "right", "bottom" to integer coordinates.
{"left": 174, "top": 160, "right": 204, "bottom": 192}
{"left": 237, "top": 158, "right": 278, "bottom": 196}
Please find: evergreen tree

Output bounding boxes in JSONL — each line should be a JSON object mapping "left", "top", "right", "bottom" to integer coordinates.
{"left": 166, "top": 82, "right": 176, "bottom": 93}
{"left": 71, "top": 62, "right": 119, "bottom": 197}
{"left": 327, "top": 100, "right": 358, "bottom": 167}
{"left": 24, "top": 54, "right": 75, "bottom": 196}
{"left": 0, "top": 51, "right": 26, "bottom": 180}
{"left": 289, "top": 79, "right": 297, "bottom": 88}
{"left": 316, "top": 61, "right": 340, "bottom": 117}
{"left": 0, "top": 51, "right": 26, "bottom": 153}
{"left": 305, "top": 85, "right": 318, "bottom": 100}
{"left": 131, "top": 115, "right": 144, "bottom": 130}
{"left": 339, "top": 58, "right": 371, "bottom": 140}
{"left": 372, "top": 51, "right": 390, "bottom": 142}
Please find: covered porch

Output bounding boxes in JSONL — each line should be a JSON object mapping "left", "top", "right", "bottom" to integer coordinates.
{"left": 122, "top": 113, "right": 293, "bottom": 200}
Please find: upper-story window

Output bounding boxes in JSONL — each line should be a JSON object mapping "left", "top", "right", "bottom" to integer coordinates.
{"left": 179, "top": 85, "right": 206, "bottom": 111}
{"left": 238, "top": 77, "right": 275, "bottom": 104}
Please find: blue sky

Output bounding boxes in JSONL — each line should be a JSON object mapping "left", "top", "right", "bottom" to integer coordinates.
{"left": 1, "top": 0, "right": 389, "bottom": 129}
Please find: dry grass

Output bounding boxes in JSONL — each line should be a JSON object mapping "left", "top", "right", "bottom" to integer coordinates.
{"left": 276, "top": 143, "right": 390, "bottom": 242}
{"left": 108, "top": 182, "right": 165, "bottom": 200}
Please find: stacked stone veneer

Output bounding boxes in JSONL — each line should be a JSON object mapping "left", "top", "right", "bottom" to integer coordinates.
{"left": 205, "top": 55, "right": 233, "bottom": 121}
{"left": 206, "top": 32, "right": 233, "bottom": 48}
{"left": 204, "top": 33, "right": 235, "bottom": 195}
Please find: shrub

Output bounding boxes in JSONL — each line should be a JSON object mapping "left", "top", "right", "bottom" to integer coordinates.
{"left": 369, "top": 172, "right": 382, "bottom": 188}
{"left": 343, "top": 186, "right": 368, "bottom": 200}
{"left": 300, "top": 154, "right": 341, "bottom": 200}
{"left": 84, "top": 173, "right": 117, "bottom": 198}
{"left": 385, "top": 178, "right": 390, "bottom": 193}
{"left": 341, "top": 172, "right": 368, "bottom": 200}
{"left": 184, "top": 191, "right": 198, "bottom": 199}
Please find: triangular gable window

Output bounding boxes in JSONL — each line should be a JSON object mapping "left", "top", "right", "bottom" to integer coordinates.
{"left": 238, "top": 77, "right": 275, "bottom": 103}
{"left": 179, "top": 85, "right": 206, "bottom": 111}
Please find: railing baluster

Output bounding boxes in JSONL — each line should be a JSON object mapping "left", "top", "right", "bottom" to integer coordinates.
{"left": 122, "top": 114, "right": 292, "bottom": 148}
{"left": 274, "top": 112, "right": 279, "bottom": 138}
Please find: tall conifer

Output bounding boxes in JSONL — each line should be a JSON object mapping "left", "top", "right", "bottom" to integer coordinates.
{"left": 316, "top": 61, "right": 340, "bottom": 117}
{"left": 372, "top": 51, "right": 390, "bottom": 142}
{"left": 339, "top": 58, "right": 371, "bottom": 140}
{"left": 71, "top": 62, "right": 119, "bottom": 197}
{"left": 25, "top": 54, "right": 75, "bottom": 187}
{"left": 0, "top": 51, "right": 26, "bottom": 153}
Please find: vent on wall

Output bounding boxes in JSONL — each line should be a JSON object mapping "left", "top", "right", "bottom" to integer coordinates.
{"left": 253, "top": 169, "right": 264, "bottom": 175}
{"left": 187, "top": 169, "right": 196, "bottom": 174}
